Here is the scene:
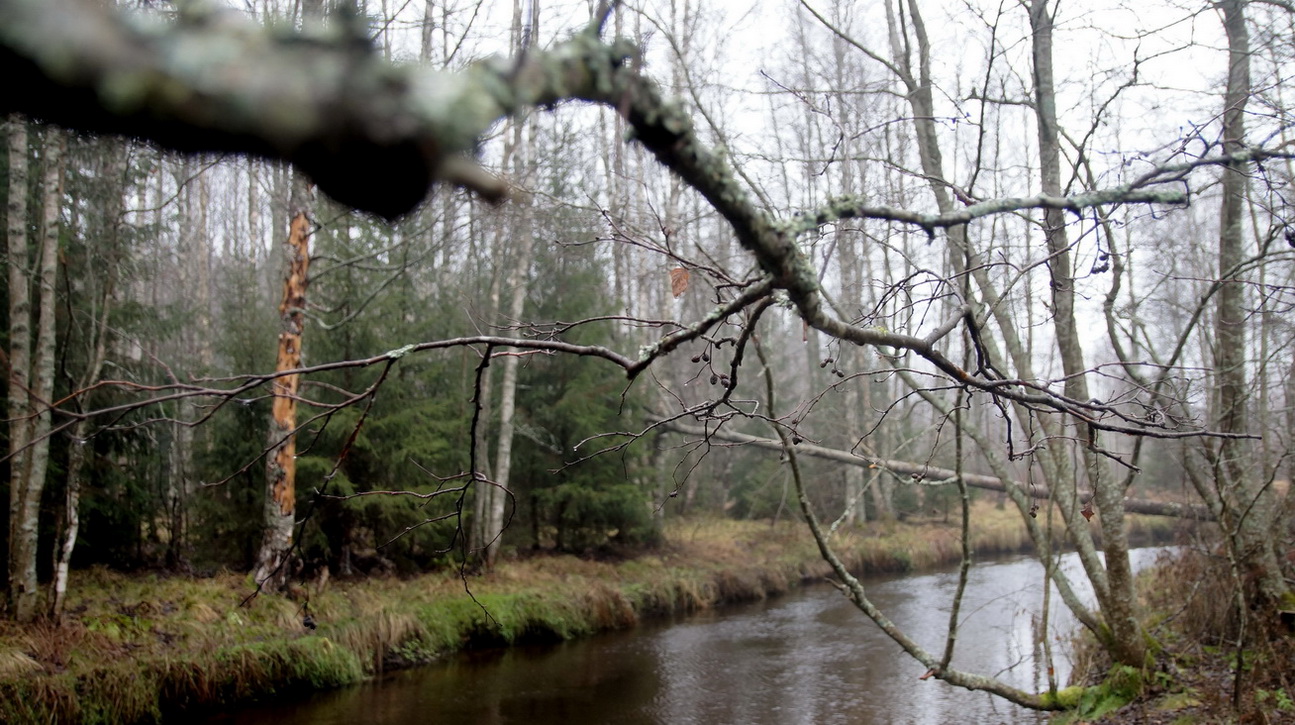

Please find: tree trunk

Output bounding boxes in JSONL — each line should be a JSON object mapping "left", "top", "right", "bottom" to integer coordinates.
{"left": 5, "top": 122, "right": 64, "bottom": 622}
{"left": 468, "top": 275, "right": 499, "bottom": 554}
{"left": 52, "top": 421, "right": 88, "bottom": 619}
{"left": 49, "top": 141, "right": 125, "bottom": 620}
{"left": 486, "top": 207, "right": 533, "bottom": 566}
{"left": 472, "top": 0, "right": 538, "bottom": 568}
{"left": 1028, "top": 0, "right": 1145, "bottom": 665}
{"left": 484, "top": 162, "right": 535, "bottom": 562}
{"left": 1210, "top": 0, "right": 1290, "bottom": 607}
{"left": 253, "top": 184, "right": 312, "bottom": 592}
{"left": 5, "top": 115, "right": 32, "bottom": 619}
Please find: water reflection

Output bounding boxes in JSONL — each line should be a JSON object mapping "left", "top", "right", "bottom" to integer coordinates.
{"left": 201, "top": 548, "right": 1170, "bottom": 725}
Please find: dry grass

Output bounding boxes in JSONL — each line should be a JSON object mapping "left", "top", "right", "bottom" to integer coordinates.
{"left": 0, "top": 648, "right": 41, "bottom": 678}
{"left": 1066, "top": 546, "right": 1295, "bottom": 724}
{"left": 0, "top": 505, "right": 1178, "bottom": 723}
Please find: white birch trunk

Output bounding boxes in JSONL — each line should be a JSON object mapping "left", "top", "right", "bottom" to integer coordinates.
{"left": 50, "top": 142, "right": 125, "bottom": 620}
{"left": 6, "top": 124, "right": 64, "bottom": 622}
{"left": 5, "top": 115, "right": 33, "bottom": 621}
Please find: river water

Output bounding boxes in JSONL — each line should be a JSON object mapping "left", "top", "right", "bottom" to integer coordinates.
{"left": 203, "top": 548, "right": 1171, "bottom": 725}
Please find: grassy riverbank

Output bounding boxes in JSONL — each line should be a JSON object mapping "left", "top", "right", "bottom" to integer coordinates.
{"left": 0, "top": 502, "right": 1178, "bottom": 723}
{"left": 1057, "top": 548, "right": 1295, "bottom": 724}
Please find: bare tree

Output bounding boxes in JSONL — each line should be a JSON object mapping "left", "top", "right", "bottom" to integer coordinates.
{"left": 1198, "top": 0, "right": 1291, "bottom": 607}
{"left": 2, "top": 0, "right": 1292, "bottom": 709}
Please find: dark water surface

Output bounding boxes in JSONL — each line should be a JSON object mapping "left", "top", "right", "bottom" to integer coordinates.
{"left": 202, "top": 548, "right": 1171, "bottom": 725}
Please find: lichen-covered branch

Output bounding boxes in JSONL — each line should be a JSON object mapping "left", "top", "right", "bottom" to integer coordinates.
{"left": 0, "top": 0, "right": 633, "bottom": 218}
{"left": 785, "top": 188, "right": 1187, "bottom": 237}
{"left": 1, "top": 0, "right": 1269, "bottom": 442}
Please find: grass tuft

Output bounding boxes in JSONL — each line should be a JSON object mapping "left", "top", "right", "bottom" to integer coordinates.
{"left": 0, "top": 502, "right": 1179, "bottom": 721}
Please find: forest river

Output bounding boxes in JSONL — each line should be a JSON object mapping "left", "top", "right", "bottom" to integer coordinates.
{"left": 203, "top": 548, "right": 1171, "bottom": 724}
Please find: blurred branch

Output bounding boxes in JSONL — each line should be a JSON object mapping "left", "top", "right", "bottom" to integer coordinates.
{"left": 1, "top": 0, "right": 1276, "bottom": 441}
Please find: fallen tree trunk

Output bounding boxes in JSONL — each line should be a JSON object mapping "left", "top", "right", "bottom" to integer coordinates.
{"left": 654, "top": 417, "right": 1213, "bottom": 521}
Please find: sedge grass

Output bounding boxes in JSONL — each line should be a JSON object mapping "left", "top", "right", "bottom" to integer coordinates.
{"left": 0, "top": 501, "right": 1179, "bottom": 723}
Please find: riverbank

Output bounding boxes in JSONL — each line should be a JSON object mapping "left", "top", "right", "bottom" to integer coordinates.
{"left": 0, "top": 503, "right": 1178, "bottom": 723}
{"left": 1056, "top": 547, "right": 1295, "bottom": 724}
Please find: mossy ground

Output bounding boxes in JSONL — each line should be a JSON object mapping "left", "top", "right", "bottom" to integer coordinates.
{"left": 1058, "top": 547, "right": 1295, "bottom": 724}
{"left": 0, "top": 502, "right": 1177, "bottom": 723}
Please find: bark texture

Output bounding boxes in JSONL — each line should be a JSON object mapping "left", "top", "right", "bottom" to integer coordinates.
{"left": 5, "top": 122, "right": 64, "bottom": 622}
{"left": 1209, "top": 0, "right": 1290, "bottom": 607}
{"left": 253, "top": 205, "right": 312, "bottom": 591}
{"left": 5, "top": 115, "right": 32, "bottom": 620}
{"left": 1029, "top": 0, "right": 1144, "bottom": 666}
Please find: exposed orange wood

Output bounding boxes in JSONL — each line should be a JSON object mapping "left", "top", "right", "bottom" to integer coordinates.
{"left": 269, "top": 211, "right": 311, "bottom": 517}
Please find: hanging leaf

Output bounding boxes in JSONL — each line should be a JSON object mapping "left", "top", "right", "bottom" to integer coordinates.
{"left": 1081, "top": 502, "right": 1095, "bottom": 521}
{"left": 669, "top": 267, "right": 690, "bottom": 298}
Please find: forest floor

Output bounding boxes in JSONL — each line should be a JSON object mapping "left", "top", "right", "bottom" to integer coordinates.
{"left": 1053, "top": 548, "right": 1295, "bottom": 725}
{"left": 0, "top": 501, "right": 1182, "bottom": 724}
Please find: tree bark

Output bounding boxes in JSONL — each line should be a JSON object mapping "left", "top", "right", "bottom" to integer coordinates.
{"left": 486, "top": 226, "right": 531, "bottom": 565}
{"left": 5, "top": 114, "right": 32, "bottom": 620}
{"left": 253, "top": 186, "right": 312, "bottom": 592}
{"left": 5, "top": 122, "right": 63, "bottom": 622}
{"left": 479, "top": 0, "right": 538, "bottom": 568}
{"left": 1210, "top": 0, "right": 1290, "bottom": 607}
{"left": 1029, "top": 0, "right": 1145, "bottom": 665}
{"left": 49, "top": 140, "right": 125, "bottom": 620}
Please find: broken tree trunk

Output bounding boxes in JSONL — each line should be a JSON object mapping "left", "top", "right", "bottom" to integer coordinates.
{"left": 253, "top": 199, "right": 311, "bottom": 592}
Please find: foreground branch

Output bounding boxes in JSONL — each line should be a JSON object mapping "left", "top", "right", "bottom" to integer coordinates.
{"left": 3, "top": 0, "right": 1264, "bottom": 455}
{"left": 0, "top": 0, "right": 639, "bottom": 217}
{"left": 751, "top": 337, "right": 1059, "bottom": 710}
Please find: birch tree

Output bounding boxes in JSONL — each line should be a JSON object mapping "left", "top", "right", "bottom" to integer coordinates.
{"left": 5, "top": 121, "right": 64, "bottom": 623}
{"left": 468, "top": 0, "right": 539, "bottom": 569}
{"left": 4, "top": 114, "right": 34, "bottom": 621}
{"left": 48, "top": 138, "right": 129, "bottom": 619}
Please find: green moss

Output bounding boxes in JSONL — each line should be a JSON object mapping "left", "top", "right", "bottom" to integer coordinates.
{"left": 1106, "top": 664, "right": 1145, "bottom": 700}
{"left": 1040, "top": 666, "right": 1146, "bottom": 721}
{"left": 0, "top": 509, "right": 1177, "bottom": 720}
{"left": 1038, "top": 685, "right": 1086, "bottom": 709}
{"left": 1156, "top": 691, "right": 1202, "bottom": 711}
